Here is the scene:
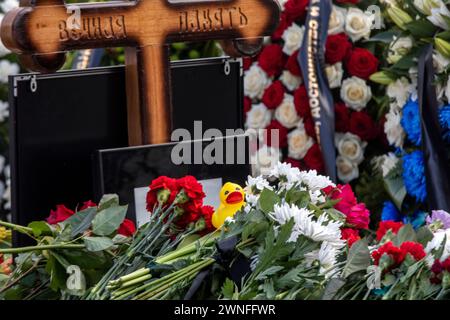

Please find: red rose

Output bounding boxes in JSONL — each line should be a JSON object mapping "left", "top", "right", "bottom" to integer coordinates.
{"left": 284, "top": 0, "right": 308, "bottom": 22}
{"left": 285, "top": 50, "right": 301, "bottom": 76}
{"left": 47, "top": 205, "right": 75, "bottom": 225}
{"left": 376, "top": 220, "right": 404, "bottom": 241}
{"left": 272, "top": 13, "right": 290, "bottom": 41}
{"left": 242, "top": 57, "right": 252, "bottom": 71}
{"left": 262, "top": 81, "right": 285, "bottom": 109}
{"left": 346, "top": 48, "right": 379, "bottom": 79}
{"left": 372, "top": 241, "right": 406, "bottom": 267}
{"left": 257, "top": 44, "right": 284, "bottom": 77}
{"left": 347, "top": 203, "right": 370, "bottom": 229}
{"left": 400, "top": 241, "right": 426, "bottom": 261}
{"left": 80, "top": 200, "right": 97, "bottom": 211}
{"left": 303, "top": 116, "right": 316, "bottom": 139}
{"left": 293, "top": 85, "right": 310, "bottom": 118}
{"left": 322, "top": 184, "right": 357, "bottom": 215}
{"left": 341, "top": 228, "right": 360, "bottom": 247}
{"left": 349, "top": 111, "right": 378, "bottom": 141}
{"left": 264, "top": 120, "right": 289, "bottom": 148}
{"left": 244, "top": 96, "right": 252, "bottom": 114}
{"left": 146, "top": 176, "right": 180, "bottom": 212}
{"left": 303, "top": 143, "right": 324, "bottom": 172}
{"left": 325, "top": 33, "right": 352, "bottom": 64}
{"left": 117, "top": 219, "right": 136, "bottom": 237}
{"left": 335, "top": 102, "right": 350, "bottom": 132}
{"left": 285, "top": 157, "right": 305, "bottom": 170}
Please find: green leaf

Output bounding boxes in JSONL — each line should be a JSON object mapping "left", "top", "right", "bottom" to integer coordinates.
{"left": 98, "top": 194, "right": 120, "bottom": 211}
{"left": 322, "top": 277, "right": 346, "bottom": 300}
{"left": 255, "top": 266, "right": 284, "bottom": 280}
{"left": 221, "top": 278, "right": 235, "bottom": 299}
{"left": 285, "top": 189, "right": 310, "bottom": 208}
{"left": 61, "top": 249, "right": 112, "bottom": 269}
{"left": 27, "top": 221, "right": 52, "bottom": 237}
{"left": 84, "top": 237, "right": 115, "bottom": 252}
{"left": 45, "top": 254, "right": 68, "bottom": 291}
{"left": 384, "top": 175, "right": 407, "bottom": 210}
{"left": 342, "top": 238, "right": 370, "bottom": 278}
{"left": 325, "top": 208, "right": 347, "bottom": 224}
{"left": 365, "top": 30, "right": 397, "bottom": 43}
{"left": 393, "top": 224, "right": 417, "bottom": 245}
{"left": 404, "top": 19, "right": 437, "bottom": 38}
{"left": 437, "top": 30, "right": 450, "bottom": 41}
{"left": 91, "top": 205, "right": 128, "bottom": 236}
{"left": 258, "top": 188, "right": 280, "bottom": 214}
{"left": 416, "top": 226, "right": 434, "bottom": 247}
{"left": 67, "top": 207, "right": 98, "bottom": 238}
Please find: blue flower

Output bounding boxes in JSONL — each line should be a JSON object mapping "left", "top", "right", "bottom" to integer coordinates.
{"left": 439, "top": 105, "right": 450, "bottom": 143}
{"left": 402, "top": 211, "right": 427, "bottom": 229}
{"left": 381, "top": 201, "right": 401, "bottom": 221}
{"left": 402, "top": 150, "right": 427, "bottom": 203}
{"left": 401, "top": 99, "right": 421, "bottom": 146}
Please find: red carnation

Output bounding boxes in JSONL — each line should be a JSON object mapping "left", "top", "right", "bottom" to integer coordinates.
{"left": 400, "top": 241, "right": 426, "bottom": 261}
{"left": 293, "top": 85, "right": 310, "bottom": 118}
{"left": 376, "top": 220, "right": 404, "bottom": 241}
{"left": 303, "top": 143, "right": 324, "bottom": 172}
{"left": 349, "top": 111, "right": 378, "bottom": 141}
{"left": 199, "top": 205, "right": 215, "bottom": 234}
{"left": 257, "top": 44, "right": 284, "bottom": 77}
{"left": 322, "top": 184, "right": 357, "bottom": 215}
{"left": 244, "top": 96, "right": 252, "bottom": 114}
{"left": 264, "top": 120, "right": 289, "bottom": 148}
{"left": 341, "top": 228, "right": 360, "bottom": 247}
{"left": 346, "top": 48, "right": 379, "bottom": 80}
{"left": 285, "top": 50, "right": 301, "bottom": 76}
{"left": 177, "top": 176, "right": 205, "bottom": 201}
{"left": 47, "top": 205, "right": 75, "bottom": 225}
{"left": 117, "top": 219, "right": 136, "bottom": 237}
{"left": 325, "top": 33, "right": 352, "bottom": 64}
{"left": 146, "top": 176, "right": 179, "bottom": 212}
{"left": 347, "top": 203, "right": 370, "bottom": 229}
{"left": 372, "top": 241, "right": 406, "bottom": 267}
{"left": 284, "top": 0, "right": 308, "bottom": 22}
{"left": 335, "top": 102, "right": 350, "bottom": 133}
{"left": 272, "top": 13, "right": 290, "bottom": 41}
{"left": 262, "top": 81, "right": 285, "bottom": 109}
{"left": 303, "top": 116, "right": 316, "bottom": 139}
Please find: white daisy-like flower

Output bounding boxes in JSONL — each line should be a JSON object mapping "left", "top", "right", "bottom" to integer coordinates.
{"left": 270, "top": 162, "right": 301, "bottom": 188}
{"left": 297, "top": 170, "right": 335, "bottom": 192}
{"left": 425, "top": 229, "right": 450, "bottom": 261}
{"left": 309, "top": 189, "right": 325, "bottom": 205}
{"left": 246, "top": 175, "right": 272, "bottom": 193}
{"left": 305, "top": 242, "right": 341, "bottom": 277}
{"left": 245, "top": 193, "right": 259, "bottom": 207}
{"left": 296, "top": 213, "right": 344, "bottom": 244}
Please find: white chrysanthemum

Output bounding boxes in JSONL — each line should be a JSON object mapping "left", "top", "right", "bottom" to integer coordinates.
{"left": 246, "top": 175, "right": 272, "bottom": 193}
{"left": 309, "top": 189, "right": 325, "bottom": 205}
{"left": 297, "top": 170, "right": 335, "bottom": 192}
{"left": 305, "top": 242, "right": 341, "bottom": 277}
{"left": 245, "top": 194, "right": 259, "bottom": 207}
{"left": 387, "top": 77, "right": 414, "bottom": 111}
{"left": 425, "top": 229, "right": 450, "bottom": 261}
{"left": 296, "top": 213, "right": 344, "bottom": 244}
{"left": 384, "top": 109, "right": 405, "bottom": 148}
{"left": 380, "top": 152, "right": 399, "bottom": 177}
{"left": 270, "top": 161, "right": 299, "bottom": 181}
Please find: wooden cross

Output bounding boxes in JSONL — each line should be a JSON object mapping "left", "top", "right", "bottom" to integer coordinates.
{"left": 1, "top": 0, "right": 280, "bottom": 145}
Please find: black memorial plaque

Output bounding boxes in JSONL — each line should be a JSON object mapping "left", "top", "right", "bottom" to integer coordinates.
{"left": 10, "top": 57, "right": 243, "bottom": 235}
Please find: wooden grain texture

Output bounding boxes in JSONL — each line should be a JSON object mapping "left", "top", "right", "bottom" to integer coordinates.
{"left": 1, "top": 0, "right": 281, "bottom": 145}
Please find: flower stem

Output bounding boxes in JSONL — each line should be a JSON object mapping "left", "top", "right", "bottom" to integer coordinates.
{"left": 0, "top": 220, "right": 33, "bottom": 235}
{"left": 0, "top": 243, "right": 84, "bottom": 254}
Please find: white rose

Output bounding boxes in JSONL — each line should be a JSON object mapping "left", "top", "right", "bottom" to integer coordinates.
{"left": 244, "top": 63, "right": 269, "bottom": 99}
{"left": 275, "top": 94, "right": 299, "bottom": 129}
{"left": 433, "top": 51, "right": 450, "bottom": 74}
{"left": 380, "top": 152, "right": 399, "bottom": 177}
{"left": 336, "top": 156, "right": 359, "bottom": 183}
{"left": 428, "top": 5, "right": 450, "bottom": 30}
{"left": 325, "top": 62, "right": 343, "bottom": 89}
{"left": 335, "top": 132, "right": 367, "bottom": 165}
{"left": 328, "top": 5, "right": 346, "bottom": 35}
{"left": 384, "top": 109, "right": 405, "bottom": 148}
{"left": 282, "top": 23, "right": 305, "bottom": 55}
{"left": 387, "top": 77, "right": 413, "bottom": 110}
{"left": 280, "top": 70, "right": 302, "bottom": 92}
{"left": 345, "top": 8, "right": 371, "bottom": 42}
{"left": 387, "top": 37, "right": 413, "bottom": 64}
{"left": 340, "top": 76, "right": 372, "bottom": 111}
{"left": 414, "top": 0, "right": 444, "bottom": 15}
{"left": 287, "top": 127, "right": 314, "bottom": 160}
{"left": 251, "top": 146, "right": 281, "bottom": 176}
{"left": 245, "top": 103, "right": 271, "bottom": 129}
{"left": 0, "top": 60, "right": 19, "bottom": 83}
{"left": 0, "top": 0, "right": 18, "bottom": 13}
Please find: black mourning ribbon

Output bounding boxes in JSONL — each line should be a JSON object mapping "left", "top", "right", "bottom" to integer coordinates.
{"left": 298, "top": 0, "right": 336, "bottom": 182}
{"left": 183, "top": 235, "right": 251, "bottom": 300}
{"left": 418, "top": 45, "right": 450, "bottom": 212}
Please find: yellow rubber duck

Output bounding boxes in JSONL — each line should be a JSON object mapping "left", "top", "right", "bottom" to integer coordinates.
{"left": 212, "top": 182, "right": 246, "bottom": 229}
